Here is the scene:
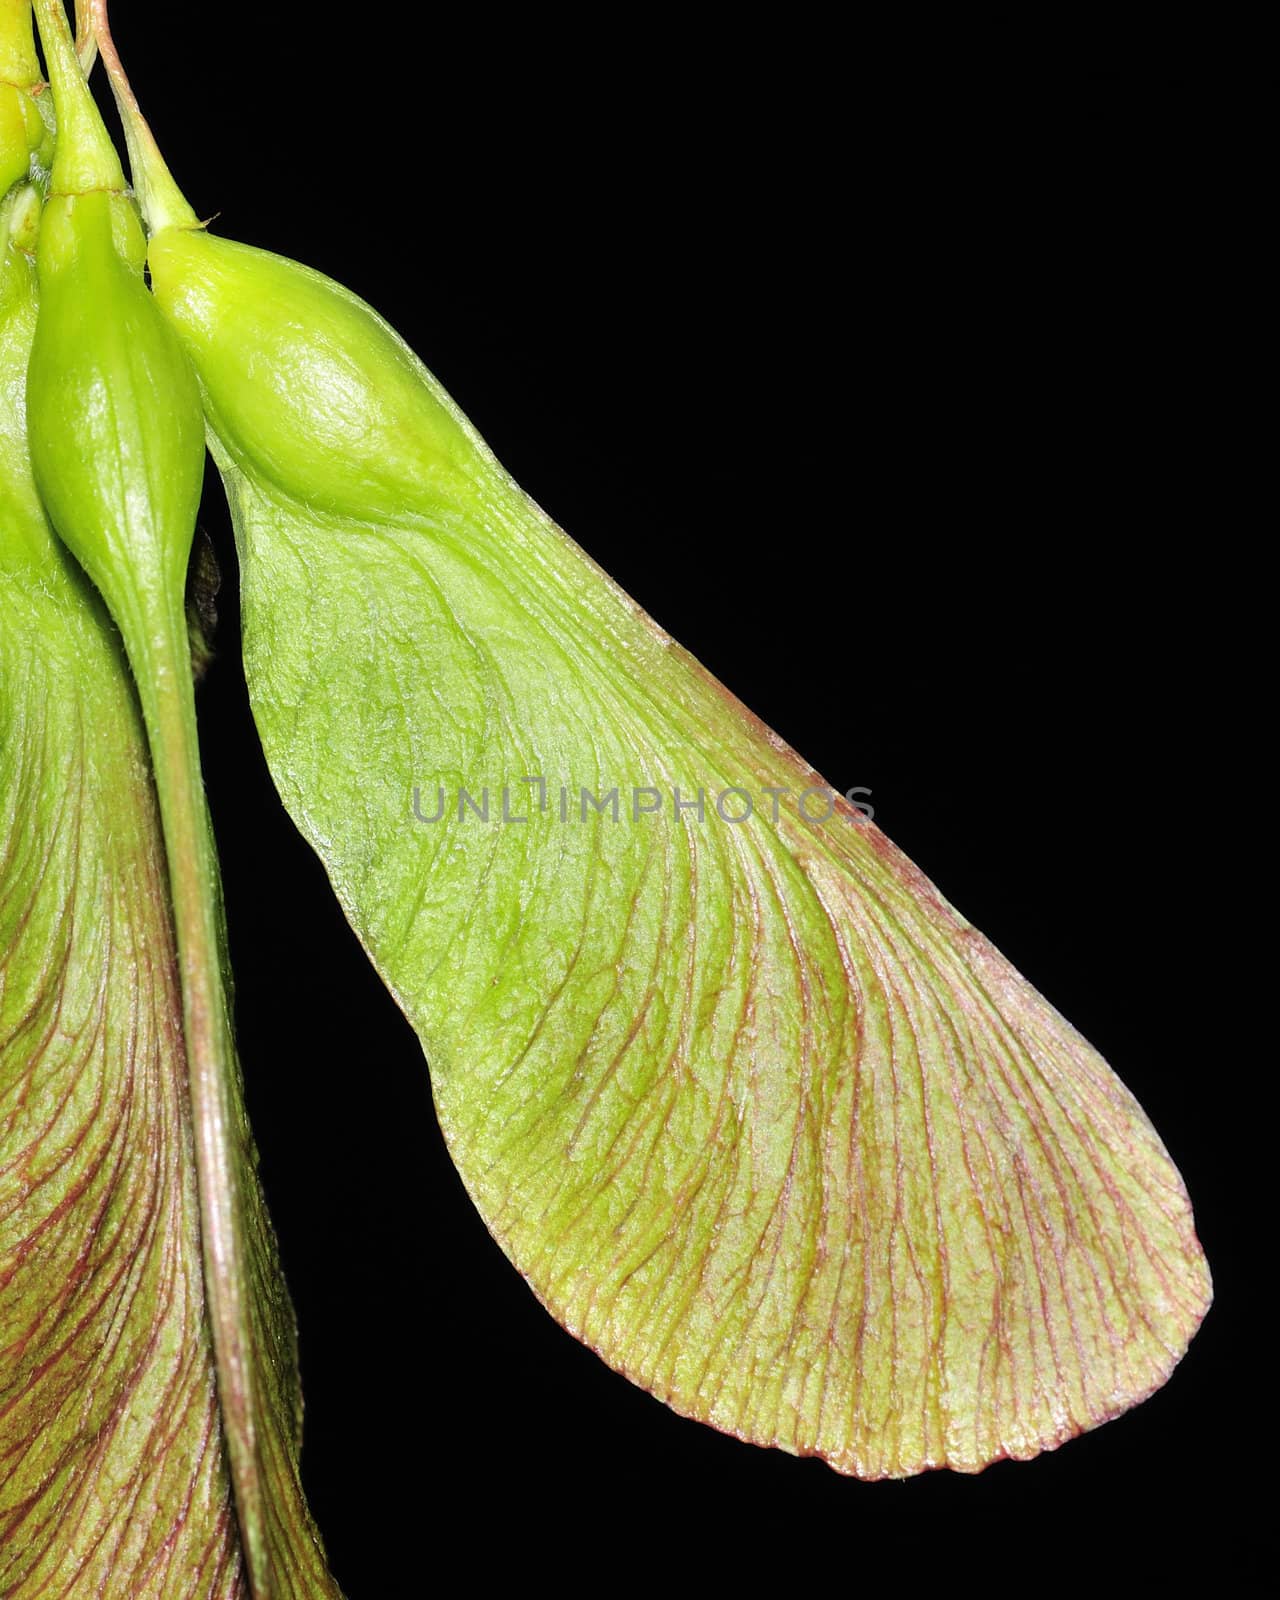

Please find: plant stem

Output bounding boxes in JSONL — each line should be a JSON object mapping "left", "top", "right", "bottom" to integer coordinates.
{"left": 123, "top": 583, "right": 267, "bottom": 1588}
{"left": 87, "top": 0, "right": 196, "bottom": 231}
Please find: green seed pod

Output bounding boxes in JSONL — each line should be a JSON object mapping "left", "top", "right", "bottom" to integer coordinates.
{"left": 148, "top": 228, "right": 479, "bottom": 524}
{"left": 25, "top": 25, "right": 204, "bottom": 664}
{"left": 28, "top": 189, "right": 205, "bottom": 640}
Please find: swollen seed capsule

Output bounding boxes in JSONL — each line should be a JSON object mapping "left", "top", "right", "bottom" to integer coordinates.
{"left": 27, "top": 187, "right": 206, "bottom": 651}
{"left": 25, "top": 0, "right": 205, "bottom": 643}
{"left": 147, "top": 227, "right": 479, "bottom": 526}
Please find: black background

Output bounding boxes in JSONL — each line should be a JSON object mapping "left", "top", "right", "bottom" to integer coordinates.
{"left": 81, "top": 7, "right": 1241, "bottom": 1591}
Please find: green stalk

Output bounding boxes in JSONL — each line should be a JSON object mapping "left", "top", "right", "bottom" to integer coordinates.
{"left": 87, "top": 0, "right": 194, "bottom": 230}
{"left": 113, "top": 581, "right": 266, "bottom": 1584}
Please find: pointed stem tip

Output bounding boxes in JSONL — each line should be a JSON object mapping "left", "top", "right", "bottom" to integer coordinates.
{"left": 86, "top": 0, "right": 195, "bottom": 231}
{"left": 31, "top": 0, "right": 120, "bottom": 193}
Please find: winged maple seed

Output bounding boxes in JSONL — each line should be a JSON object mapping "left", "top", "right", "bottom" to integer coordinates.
{"left": 1, "top": 2, "right": 1210, "bottom": 1596}
{"left": 131, "top": 10, "right": 1210, "bottom": 1483}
